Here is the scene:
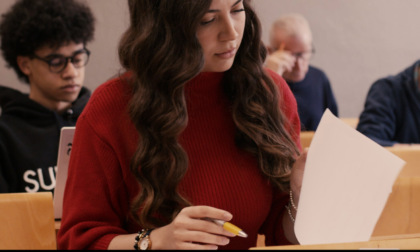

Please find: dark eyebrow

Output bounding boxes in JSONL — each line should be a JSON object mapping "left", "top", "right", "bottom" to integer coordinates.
{"left": 207, "top": 0, "right": 242, "bottom": 13}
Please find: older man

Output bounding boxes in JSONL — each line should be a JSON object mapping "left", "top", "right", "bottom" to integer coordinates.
{"left": 266, "top": 13, "right": 338, "bottom": 131}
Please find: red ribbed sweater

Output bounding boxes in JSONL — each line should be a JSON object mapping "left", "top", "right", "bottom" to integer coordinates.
{"left": 57, "top": 71, "right": 301, "bottom": 250}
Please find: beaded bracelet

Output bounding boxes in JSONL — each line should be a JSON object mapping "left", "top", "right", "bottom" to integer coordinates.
{"left": 133, "top": 230, "right": 143, "bottom": 250}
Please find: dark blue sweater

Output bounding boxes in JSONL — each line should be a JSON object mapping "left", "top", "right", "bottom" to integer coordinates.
{"left": 287, "top": 66, "right": 338, "bottom": 131}
{"left": 356, "top": 60, "right": 420, "bottom": 146}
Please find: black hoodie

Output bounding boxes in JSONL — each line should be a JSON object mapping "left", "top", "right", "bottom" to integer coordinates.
{"left": 0, "top": 85, "right": 90, "bottom": 193}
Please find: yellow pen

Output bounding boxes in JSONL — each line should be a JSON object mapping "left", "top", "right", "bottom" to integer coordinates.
{"left": 206, "top": 218, "right": 248, "bottom": 238}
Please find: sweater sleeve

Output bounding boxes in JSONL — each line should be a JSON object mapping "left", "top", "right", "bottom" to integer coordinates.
{"left": 56, "top": 113, "right": 134, "bottom": 250}
{"left": 259, "top": 191, "right": 291, "bottom": 246}
{"left": 356, "top": 80, "right": 398, "bottom": 146}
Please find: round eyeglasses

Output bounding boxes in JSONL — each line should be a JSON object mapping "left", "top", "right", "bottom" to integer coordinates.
{"left": 31, "top": 48, "right": 91, "bottom": 73}
{"left": 291, "top": 47, "right": 316, "bottom": 61}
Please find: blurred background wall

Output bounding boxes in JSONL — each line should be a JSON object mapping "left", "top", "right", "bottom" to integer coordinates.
{"left": 1, "top": 0, "right": 419, "bottom": 117}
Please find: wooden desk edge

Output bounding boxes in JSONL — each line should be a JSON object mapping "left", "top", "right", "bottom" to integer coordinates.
{"left": 55, "top": 220, "right": 61, "bottom": 234}
{"left": 249, "top": 233, "right": 420, "bottom": 250}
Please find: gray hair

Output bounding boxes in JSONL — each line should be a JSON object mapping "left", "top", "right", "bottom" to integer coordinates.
{"left": 269, "top": 13, "right": 313, "bottom": 49}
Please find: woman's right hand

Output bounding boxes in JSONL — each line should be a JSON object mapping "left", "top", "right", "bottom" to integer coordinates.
{"left": 150, "top": 205, "right": 236, "bottom": 250}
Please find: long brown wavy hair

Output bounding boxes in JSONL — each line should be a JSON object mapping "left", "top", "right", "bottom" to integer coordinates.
{"left": 118, "top": 0, "right": 300, "bottom": 229}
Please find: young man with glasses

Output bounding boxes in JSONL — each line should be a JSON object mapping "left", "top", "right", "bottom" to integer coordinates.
{"left": 0, "top": 0, "right": 95, "bottom": 193}
{"left": 265, "top": 13, "right": 338, "bottom": 131}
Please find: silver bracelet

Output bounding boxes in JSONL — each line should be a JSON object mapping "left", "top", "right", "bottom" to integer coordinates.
{"left": 289, "top": 190, "right": 298, "bottom": 211}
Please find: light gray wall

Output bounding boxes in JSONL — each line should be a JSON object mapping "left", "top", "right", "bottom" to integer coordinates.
{"left": 1, "top": 0, "right": 419, "bottom": 117}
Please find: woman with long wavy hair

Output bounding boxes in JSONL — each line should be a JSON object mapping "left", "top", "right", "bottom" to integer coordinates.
{"left": 57, "top": 0, "right": 306, "bottom": 250}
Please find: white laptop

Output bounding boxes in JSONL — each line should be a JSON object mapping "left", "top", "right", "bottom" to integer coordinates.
{"left": 53, "top": 126, "right": 75, "bottom": 220}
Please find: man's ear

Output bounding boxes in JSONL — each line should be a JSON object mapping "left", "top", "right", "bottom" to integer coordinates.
{"left": 16, "top": 56, "right": 32, "bottom": 75}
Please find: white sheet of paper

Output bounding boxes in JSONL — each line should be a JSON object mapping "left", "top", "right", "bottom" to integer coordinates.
{"left": 294, "top": 109, "right": 405, "bottom": 245}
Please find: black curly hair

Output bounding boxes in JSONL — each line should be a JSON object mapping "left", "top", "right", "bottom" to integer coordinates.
{"left": 0, "top": 0, "right": 95, "bottom": 84}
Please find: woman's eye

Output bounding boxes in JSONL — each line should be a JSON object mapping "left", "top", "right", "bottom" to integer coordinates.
{"left": 232, "top": 8, "right": 245, "bottom": 13}
{"left": 200, "top": 18, "right": 215, "bottom": 26}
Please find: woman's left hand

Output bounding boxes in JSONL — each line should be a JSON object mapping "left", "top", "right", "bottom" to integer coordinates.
{"left": 282, "top": 149, "right": 307, "bottom": 244}
{"left": 290, "top": 148, "right": 307, "bottom": 209}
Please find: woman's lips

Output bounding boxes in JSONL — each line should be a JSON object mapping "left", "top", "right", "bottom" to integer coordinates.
{"left": 215, "top": 48, "right": 237, "bottom": 59}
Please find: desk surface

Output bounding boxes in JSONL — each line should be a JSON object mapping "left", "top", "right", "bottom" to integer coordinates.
{"left": 54, "top": 220, "right": 420, "bottom": 250}
{"left": 250, "top": 233, "right": 420, "bottom": 250}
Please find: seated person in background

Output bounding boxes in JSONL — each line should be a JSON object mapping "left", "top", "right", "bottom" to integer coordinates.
{"left": 0, "top": 0, "right": 95, "bottom": 193}
{"left": 265, "top": 13, "right": 338, "bottom": 131}
{"left": 357, "top": 60, "right": 420, "bottom": 147}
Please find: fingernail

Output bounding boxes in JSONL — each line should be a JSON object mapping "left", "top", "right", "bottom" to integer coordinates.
{"left": 223, "top": 212, "right": 233, "bottom": 220}
{"left": 225, "top": 230, "right": 236, "bottom": 237}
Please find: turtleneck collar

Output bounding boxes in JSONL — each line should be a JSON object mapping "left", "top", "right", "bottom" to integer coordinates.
{"left": 184, "top": 72, "right": 227, "bottom": 116}
{"left": 185, "top": 72, "right": 224, "bottom": 94}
